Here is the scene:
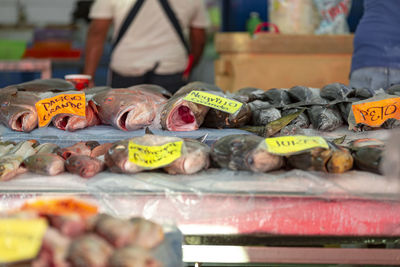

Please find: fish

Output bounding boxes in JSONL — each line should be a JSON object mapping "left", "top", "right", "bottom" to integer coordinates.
{"left": 159, "top": 82, "right": 223, "bottom": 131}
{"left": 250, "top": 107, "right": 281, "bottom": 126}
{"left": 387, "top": 84, "right": 400, "bottom": 96}
{"left": 6, "top": 78, "right": 75, "bottom": 92}
{"left": 57, "top": 141, "right": 100, "bottom": 160}
{"left": 263, "top": 88, "right": 292, "bottom": 106}
{"left": 93, "top": 88, "right": 167, "bottom": 131}
{"left": 287, "top": 147, "right": 332, "bottom": 172}
{"left": 288, "top": 86, "right": 314, "bottom": 102}
{"left": 128, "top": 84, "right": 172, "bottom": 98}
{"left": 0, "top": 87, "right": 40, "bottom": 132}
{"left": 281, "top": 108, "right": 310, "bottom": 128}
{"left": 326, "top": 144, "right": 353, "bottom": 173}
{"left": 241, "top": 108, "right": 305, "bottom": 137}
{"left": 105, "top": 135, "right": 183, "bottom": 174}
{"left": 232, "top": 87, "right": 266, "bottom": 103}
{"left": 52, "top": 100, "right": 101, "bottom": 132}
{"left": 211, "top": 134, "right": 284, "bottom": 172}
{"left": 349, "top": 138, "right": 384, "bottom": 174}
{"left": 129, "top": 217, "right": 165, "bottom": 248}
{"left": 109, "top": 246, "right": 161, "bottom": 267}
{"left": 0, "top": 140, "right": 37, "bottom": 181}
{"left": 320, "top": 83, "right": 353, "bottom": 101}
{"left": 23, "top": 153, "right": 65, "bottom": 176}
{"left": 307, "top": 105, "right": 343, "bottom": 132}
{"left": 203, "top": 101, "right": 252, "bottom": 129}
{"left": 67, "top": 234, "right": 114, "bottom": 267}
{"left": 65, "top": 155, "right": 104, "bottom": 178}
{"left": 35, "top": 143, "right": 61, "bottom": 154}
{"left": 164, "top": 138, "right": 210, "bottom": 175}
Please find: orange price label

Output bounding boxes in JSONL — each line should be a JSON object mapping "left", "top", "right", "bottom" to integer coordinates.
{"left": 352, "top": 97, "right": 400, "bottom": 127}
{"left": 35, "top": 93, "right": 86, "bottom": 127}
{"left": 21, "top": 198, "right": 98, "bottom": 218}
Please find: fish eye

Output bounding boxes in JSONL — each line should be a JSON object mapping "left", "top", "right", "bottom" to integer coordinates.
{"left": 105, "top": 97, "right": 113, "bottom": 102}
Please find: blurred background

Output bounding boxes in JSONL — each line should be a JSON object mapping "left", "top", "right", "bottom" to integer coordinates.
{"left": 0, "top": 0, "right": 364, "bottom": 88}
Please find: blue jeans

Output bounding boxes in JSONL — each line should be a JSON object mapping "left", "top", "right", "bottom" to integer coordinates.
{"left": 350, "top": 67, "right": 400, "bottom": 93}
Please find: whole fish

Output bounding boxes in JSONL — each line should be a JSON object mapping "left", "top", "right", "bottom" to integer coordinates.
{"left": 320, "top": 83, "right": 353, "bottom": 101}
{"left": 65, "top": 155, "right": 104, "bottom": 178}
{"left": 93, "top": 88, "right": 167, "bottom": 131}
{"left": 0, "top": 140, "right": 36, "bottom": 181}
{"left": 0, "top": 88, "right": 40, "bottom": 132}
{"left": 307, "top": 105, "right": 343, "bottom": 132}
{"left": 6, "top": 78, "right": 75, "bottom": 92}
{"left": 281, "top": 108, "right": 310, "bottom": 128}
{"left": 203, "top": 102, "right": 251, "bottom": 129}
{"left": 23, "top": 153, "right": 65, "bottom": 176}
{"left": 350, "top": 138, "right": 384, "bottom": 174}
{"left": 105, "top": 135, "right": 183, "bottom": 174}
{"left": 57, "top": 141, "right": 100, "bottom": 160}
{"left": 233, "top": 87, "right": 266, "bottom": 103}
{"left": 250, "top": 107, "right": 281, "bottom": 126}
{"left": 263, "top": 88, "right": 291, "bottom": 106}
{"left": 52, "top": 100, "right": 101, "bottom": 132}
{"left": 164, "top": 138, "right": 210, "bottom": 175}
{"left": 211, "top": 134, "right": 284, "bottom": 172}
{"left": 159, "top": 82, "right": 223, "bottom": 131}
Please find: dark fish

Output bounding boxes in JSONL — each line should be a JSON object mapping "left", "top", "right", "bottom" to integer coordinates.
{"left": 211, "top": 134, "right": 284, "bottom": 172}
{"left": 387, "top": 84, "right": 400, "bottom": 96}
{"left": 287, "top": 147, "right": 332, "bottom": 172}
{"left": 52, "top": 100, "right": 101, "bottom": 132}
{"left": 203, "top": 102, "right": 251, "bottom": 129}
{"left": 241, "top": 108, "right": 305, "bottom": 137}
{"left": 250, "top": 104, "right": 281, "bottom": 126}
{"left": 0, "top": 88, "right": 40, "bottom": 132}
{"left": 320, "top": 83, "right": 353, "bottom": 101}
{"left": 67, "top": 234, "right": 113, "bottom": 267}
{"left": 332, "top": 135, "right": 346, "bottom": 145}
{"left": 263, "top": 88, "right": 291, "bottom": 106}
{"left": 350, "top": 138, "right": 384, "bottom": 174}
{"left": 164, "top": 138, "right": 210, "bottom": 175}
{"left": 57, "top": 141, "right": 100, "bottom": 160}
{"left": 6, "top": 78, "right": 75, "bottom": 92}
{"left": 233, "top": 87, "right": 266, "bottom": 103}
{"left": 65, "top": 155, "right": 104, "bottom": 178}
{"left": 109, "top": 246, "right": 161, "bottom": 267}
{"left": 307, "top": 105, "right": 343, "bottom": 131}
{"left": 93, "top": 88, "right": 167, "bottom": 131}
{"left": 288, "top": 86, "right": 314, "bottom": 102}
{"left": 128, "top": 84, "right": 172, "bottom": 98}
{"left": 23, "top": 153, "right": 65, "bottom": 176}
{"left": 281, "top": 108, "right": 310, "bottom": 128}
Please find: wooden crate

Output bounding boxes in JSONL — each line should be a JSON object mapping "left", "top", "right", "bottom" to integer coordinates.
{"left": 214, "top": 33, "right": 354, "bottom": 92}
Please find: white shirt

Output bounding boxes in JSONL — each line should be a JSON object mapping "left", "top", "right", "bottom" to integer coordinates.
{"left": 89, "top": 0, "right": 209, "bottom": 76}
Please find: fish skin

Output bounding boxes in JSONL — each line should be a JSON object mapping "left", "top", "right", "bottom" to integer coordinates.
{"left": 109, "top": 246, "right": 161, "bottom": 267}
{"left": 164, "top": 139, "right": 210, "bottom": 175}
{"left": 6, "top": 78, "right": 75, "bottom": 92}
{"left": 203, "top": 102, "right": 251, "bottom": 129}
{"left": 52, "top": 100, "right": 101, "bottom": 132}
{"left": 0, "top": 88, "right": 40, "bottom": 132}
{"left": 307, "top": 105, "right": 343, "bottom": 132}
{"left": 233, "top": 87, "right": 266, "bottom": 103}
{"left": 0, "top": 141, "right": 36, "bottom": 181}
{"left": 352, "top": 146, "right": 383, "bottom": 174}
{"left": 281, "top": 108, "right": 310, "bottom": 129}
{"left": 287, "top": 147, "right": 333, "bottom": 172}
{"left": 23, "top": 153, "right": 65, "bottom": 176}
{"left": 211, "top": 134, "right": 283, "bottom": 172}
{"left": 57, "top": 141, "right": 100, "bottom": 160}
{"left": 129, "top": 217, "right": 165, "bottom": 249}
{"left": 65, "top": 155, "right": 104, "bottom": 178}
{"left": 288, "top": 86, "right": 314, "bottom": 102}
{"left": 90, "top": 143, "right": 113, "bottom": 158}
{"left": 93, "top": 88, "right": 167, "bottom": 131}
{"left": 320, "top": 83, "right": 353, "bottom": 101}
{"left": 263, "top": 88, "right": 292, "bottom": 106}
{"left": 35, "top": 143, "right": 60, "bottom": 154}
{"left": 326, "top": 145, "right": 353, "bottom": 173}
{"left": 250, "top": 107, "right": 281, "bottom": 126}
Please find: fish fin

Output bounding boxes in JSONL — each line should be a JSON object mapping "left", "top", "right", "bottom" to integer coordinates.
{"left": 266, "top": 108, "right": 306, "bottom": 137}
{"left": 332, "top": 135, "right": 346, "bottom": 145}
{"left": 145, "top": 127, "right": 155, "bottom": 135}
{"left": 196, "top": 133, "right": 209, "bottom": 143}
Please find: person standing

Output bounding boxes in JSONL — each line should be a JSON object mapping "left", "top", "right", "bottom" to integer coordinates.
{"left": 349, "top": 0, "right": 400, "bottom": 93}
{"left": 84, "top": 0, "right": 209, "bottom": 93}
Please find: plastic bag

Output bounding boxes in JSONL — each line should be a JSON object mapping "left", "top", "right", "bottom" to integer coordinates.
{"left": 268, "top": 0, "right": 319, "bottom": 34}
{"left": 314, "top": 0, "right": 352, "bottom": 34}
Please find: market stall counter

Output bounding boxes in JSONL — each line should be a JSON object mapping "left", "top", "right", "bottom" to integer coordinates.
{"left": 1, "top": 125, "right": 400, "bottom": 265}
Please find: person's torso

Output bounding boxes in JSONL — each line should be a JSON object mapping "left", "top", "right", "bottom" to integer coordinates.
{"left": 110, "top": 0, "right": 198, "bottom": 75}
{"left": 351, "top": 0, "right": 400, "bottom": 72}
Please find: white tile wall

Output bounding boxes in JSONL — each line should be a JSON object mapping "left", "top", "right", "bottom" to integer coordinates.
{"left": 0, "top": 0, "right": 77, "bottom": 24}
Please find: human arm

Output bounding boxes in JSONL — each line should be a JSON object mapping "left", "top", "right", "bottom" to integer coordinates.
{"left": 189, "top": 27, "right": 206, "bottom": 68}
{"left": 83, "top": 18, "right": 112, "bottom": 85}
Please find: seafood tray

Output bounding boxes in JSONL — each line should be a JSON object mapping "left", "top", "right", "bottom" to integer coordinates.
{"left": 0, "top": 125, "right": 251, "bottom": 147}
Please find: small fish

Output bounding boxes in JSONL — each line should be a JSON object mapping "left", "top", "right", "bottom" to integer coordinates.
{"left": 23, "top": 153, "right": 65, "bottom": 176}
{"left": 211, "top": 134, "right": 284, "bottom": 172}
{"left": 164, "top": 138, "right": 210, "bottom": 175}
{"left": 320, "top": 83, "right": 353, "bottom": 101}
{"left": 250, "top": 107, "right": 281, "bottom": 126}
{"left": 288, "top": 85, "right": 314, "bottom": 102}
{"left": 233, "top": 87, "right": 266, "bottom": 103}
{"left": 263, "top": 88, "right": 292, "bottom": 106}
{"left": 307, "top": 105, "right": 343, "bottom": 132}
{"left": 57, "top": 141, "right": 100, "bottom": 160}
{"left": 65, "top": 155, "right": 104, "bottom": 178}
{"left": 281, "top": 108, "right": 310, "bottom": 128}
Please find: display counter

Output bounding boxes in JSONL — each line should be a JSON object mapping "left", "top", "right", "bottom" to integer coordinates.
{"left": 214, "top": 33, "right": 354, "bottom": 92}
{"left": 1, "top": 125, "right": 400, "bottom": 265}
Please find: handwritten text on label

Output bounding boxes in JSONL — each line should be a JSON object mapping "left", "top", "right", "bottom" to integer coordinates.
{"left": 183, "top": 91, "right": 243, "bottom": 114}
{"left": 265, "top": 136, "right": 329, "bottom": 155}
{"left": 129, "top": 141, "right": 183, "bottom": 168}
{"left": 352, "top": 97, "right": 400, "bottom": 127}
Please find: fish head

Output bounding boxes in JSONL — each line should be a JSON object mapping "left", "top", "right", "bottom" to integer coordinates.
{"left": 23, "top": 154, "right": 65, "bottom": 176}
{"left": 0, "top": 156, "right": 24, "bottom": 181}
{"left": 6, "top": 104, "right": 38, "bottom": 132}
{"left": 57, "top": 141, "right": 96, "bottom": 159}
{"left": 66, "top": 155, "right": 103, "bottom": 178}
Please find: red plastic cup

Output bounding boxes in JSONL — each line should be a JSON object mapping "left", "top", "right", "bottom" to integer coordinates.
{"left": 65, "top": 74, "right": 92, "bottom": 91}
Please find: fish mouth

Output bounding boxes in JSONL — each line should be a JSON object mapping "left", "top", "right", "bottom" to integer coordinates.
{"left": 117, "top": 108, "right": 134, "bottom": 131}
{"left": 167, "top": 105, "right": 196, "bottom": 131}
{"left": 54, "top": 116, "right": 70, "bottom": 130}
{"left": 10, "top": 111, "right": 37, "bottom": 132}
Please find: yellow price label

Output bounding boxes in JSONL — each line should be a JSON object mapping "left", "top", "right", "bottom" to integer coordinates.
{"left": 352, "top": 97, "right": 400, "bottom": 127}
{"left": 128, "top": 141, "right": 183, "bottom": 168}
{"left": 265, "top": 136, "right": 329, "bottom": 155}
{"left": 35, "top": 93, "right": 86, "bottom": 127}
{"left": 0, "top": 219, "right": 47, "bottom": 263}
{"left": 183, "top": 91, "right": 243, "bottom": 114}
